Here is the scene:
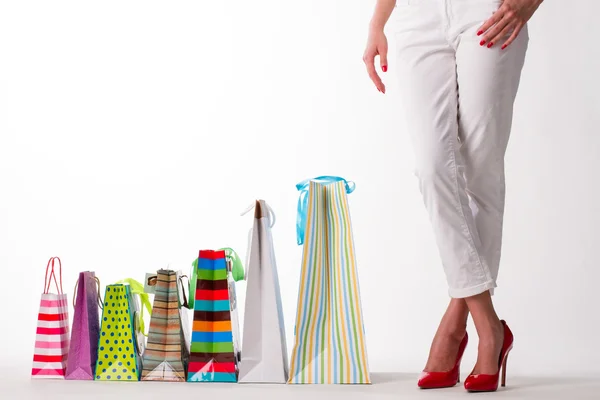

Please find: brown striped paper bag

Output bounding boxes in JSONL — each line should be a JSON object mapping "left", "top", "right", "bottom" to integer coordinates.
{"left": 141, "top": 269, "right": 190, "bottom": 381}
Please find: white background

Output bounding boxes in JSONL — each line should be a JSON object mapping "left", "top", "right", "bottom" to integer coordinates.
{"left": 1, "top": 0, "right": 599, "bottom": 379}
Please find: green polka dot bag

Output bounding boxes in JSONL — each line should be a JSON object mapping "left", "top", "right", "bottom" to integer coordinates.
{"left": 94, "top": 279, "right": 152, "bottom": 381}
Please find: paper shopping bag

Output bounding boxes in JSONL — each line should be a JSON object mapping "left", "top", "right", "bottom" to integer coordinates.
{"left": 188, "top": 249, "right": 243, "bottom": 382}
{"left": 141, "top": 269, "right": 190, "bottom": 381}
{"left": 32, "top": 257, "right": 70, "bottom": 379}
{"left": 238, "top": 200, "right": 289, "bottom": 383}
{"left": 65, "top": 271, "right": 101, "bottom": 380}
{"left": 288, "top": 177, "right": 371, "bottom": 384}
{"left": 95, "top": 279, "right": 152, "bottom": 381}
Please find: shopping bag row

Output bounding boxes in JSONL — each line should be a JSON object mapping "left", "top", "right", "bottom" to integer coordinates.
{"left": 32, "top": 177, "right": 372, "bottom": 384}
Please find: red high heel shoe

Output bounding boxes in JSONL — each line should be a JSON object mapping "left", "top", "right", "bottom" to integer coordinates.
{"left": 418, "top": 332, "right": 468, "bottom": 389}
{"left": 464, "top": 320, "right": 514, "bottom": 392}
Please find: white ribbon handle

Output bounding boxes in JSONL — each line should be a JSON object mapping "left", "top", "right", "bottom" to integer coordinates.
{"left": 241, "top": 200, "right": 276, "bottom": 279}
{"left": 240, "top": 200, "right": 276, "bottom": 227}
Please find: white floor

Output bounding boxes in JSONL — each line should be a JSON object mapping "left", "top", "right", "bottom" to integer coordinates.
{"left": 4, "top": 373, "right": 599, "bottom": 400}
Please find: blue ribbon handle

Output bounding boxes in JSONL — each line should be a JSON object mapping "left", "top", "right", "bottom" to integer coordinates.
{"left": 295, "top": 176, "right": 356, "bottom": 245}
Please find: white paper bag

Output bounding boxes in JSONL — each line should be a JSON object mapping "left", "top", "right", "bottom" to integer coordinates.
{"left": 238, "top": 200, "right": 289, "bottom": 383}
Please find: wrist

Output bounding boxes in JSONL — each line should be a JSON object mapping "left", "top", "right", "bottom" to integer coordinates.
{"left": 369, "top": 21, "right": 385, "bottom": 33}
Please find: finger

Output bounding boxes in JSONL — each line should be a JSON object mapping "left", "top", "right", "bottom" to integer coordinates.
{"left": 490, "top": 21, "right": 516, "bottom": 49}
{"left": 481, "top": 15, "right": 510, "bottom": 48}
{"left": 477, "top": 7, "right": 504, "bottom": 36}
{"left": 379, "top": 47, "right": 389, "bottom": 73}
{"left": 501, "top": 23, "right": 523, "bottom": 50}
{"left": 367, "top": 62, "right": 385, "bottom": 92}
{"left": 363, "top": 52, "right": 385, "bottom": 93}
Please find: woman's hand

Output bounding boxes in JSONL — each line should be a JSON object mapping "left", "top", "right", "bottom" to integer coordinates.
{"left": 363, "top": 28, "right": 388, "bottom": 94}
{"left": 478, "top": 0, "right": 543, "bottom": 49}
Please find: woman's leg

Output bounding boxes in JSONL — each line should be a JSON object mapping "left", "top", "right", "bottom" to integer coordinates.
{"left": 393, "top": 1, "right": 494, "bottom": 371}
{"left": 424, "top": 299, "right": 469, "bottom": 372}
{"left": 450, "top": 1, "right": 529, "bottom": 374}
{"left": 464, "top": 292, "right": 503, "bottom": 374}
{"left": 454, "top": 25, "right": 529, "bottom": 289}
{"left": 394, "top": 2, "right": 496, "bottom": 302}
{"left": 393, "top": 0, "right": 528, "bottom": 375}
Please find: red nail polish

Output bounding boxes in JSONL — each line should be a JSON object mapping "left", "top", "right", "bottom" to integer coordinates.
{"left": 501, "top": 44, "right": 507, "bottom": 50}
{"left": 480, "top": 40, "right": 486, "bottom": 46}
{"left": 477, "top": 30, "right": 483, "bottom": 36}
{"left": 487, "top": 42, "right": 494, "bottom": 48}
{"left": 382, "top": 65, "right": 387, "bottom": 72}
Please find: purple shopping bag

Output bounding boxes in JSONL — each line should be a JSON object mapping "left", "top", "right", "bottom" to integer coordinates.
{"left": 65, "top": 271, "right": 101, "bottom": 380}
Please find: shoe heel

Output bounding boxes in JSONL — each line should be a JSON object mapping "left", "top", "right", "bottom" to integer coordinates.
{"left": 501, "top": 352, "right": 509, "bottom": 387}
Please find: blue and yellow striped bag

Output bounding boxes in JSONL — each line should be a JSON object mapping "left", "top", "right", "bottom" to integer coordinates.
{"left": 288, "top": 176, "right": 371, "bottom": 384}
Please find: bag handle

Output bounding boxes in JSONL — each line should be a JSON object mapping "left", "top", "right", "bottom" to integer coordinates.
{"left": 218, "top": 247, "right": 245, "bottom": 282}
{"left": 295, "top": 176, "right": 355, "bottom": 245}
{"left": 178, "top": 275, "right": 189, "bottom": 309}
{"left": 241, "top": 200, "right": 276, "bottom": 278}
{"left": 95, "top": 277, "right": 104, "bottom": 309}
{"left": 73, "top": 275, "right": 103, "bottom": 309}
{"left": 241, "top": 200, "right": 276, "bottom": 227}
{"left": 115, "top": 278, "right": 152, "bottom": 336}
{"left": 43, "top": 257, "right": 63, "bottom": 294}
{"left": 189, "top": 259, "right": 198, "bottom": 310}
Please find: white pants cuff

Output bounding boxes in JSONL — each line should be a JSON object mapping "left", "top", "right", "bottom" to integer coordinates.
{"left": 448, "top": 280, "right": 497, "bottom": 299}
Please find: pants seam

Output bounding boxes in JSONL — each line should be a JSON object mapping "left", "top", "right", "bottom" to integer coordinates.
{"left": 447, "top": 80, "right": 492, "bottom": 284}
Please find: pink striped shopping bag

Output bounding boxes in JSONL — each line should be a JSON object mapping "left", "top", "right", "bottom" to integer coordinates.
{"left": 31, "top": 257, "right": 70, "bottom": 379}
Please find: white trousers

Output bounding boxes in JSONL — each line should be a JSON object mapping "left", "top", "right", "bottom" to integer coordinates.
{"left": 392, "top": 0, "right": 528, "bottom": 298}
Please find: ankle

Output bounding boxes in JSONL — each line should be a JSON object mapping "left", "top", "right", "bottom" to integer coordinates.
{"left": 477, "top": 321, "right": 504, "bottom": 345}
{"left": 441, "top": 324, "right": 467, "bottom": 342}
{"left": 489, "top": 319, "right": 504, "bottom": 338}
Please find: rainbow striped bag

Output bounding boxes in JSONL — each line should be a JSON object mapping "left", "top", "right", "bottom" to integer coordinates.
{"left": 188, "top": 249, "right": 243, "bottom": 382}
{"left": 32, "top": 257, "right": 70, "bottom": 379}
{"left": 288, "top": 177, "right": 371, "bottom": 384}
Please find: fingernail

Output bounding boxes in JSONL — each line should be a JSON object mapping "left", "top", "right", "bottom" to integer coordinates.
{"left": 487, "top": 42, "right": 494, "bottom": 48}
{"left": 382, "top": 65, "right": 388, "bottom": 72}
{"left": 477, "top": 30, "right": 483, "bottom": 36}
{"left": 480, "top": 40, "right": 486, "bottom": 46}
{"left": 501, "top": 44, "right": 507, "bottom": 50}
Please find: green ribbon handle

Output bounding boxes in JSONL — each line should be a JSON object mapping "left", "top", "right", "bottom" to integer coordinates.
{"left": 219, "top": 247, "right": 245, "bottom": 282}
{"left": 116, "top": 278, "right": 152, "bottom": 336}
{"left": 188, "top": 259, "right": 198, "bottom": 310}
